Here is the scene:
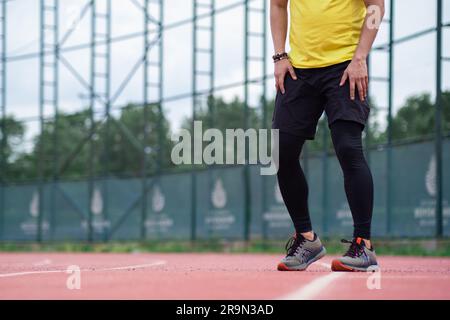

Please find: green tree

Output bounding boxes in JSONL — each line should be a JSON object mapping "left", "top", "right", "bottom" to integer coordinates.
{"left": 10, "top": 104, "right": 173, "bottom": 181}
{"left": 11, "top": 110, "right": 95, "bottom": 180}
{"left": 181, "top": 96, "right": 261, "bottom": 131}
{"left": 382, "top": 91, "right": 450, "bottom": 142}
{"left": 1, "top": 117, "right": 26, "bottom": 180}
{"left": 101, "top": 103, "right": 173, "bottom": 176}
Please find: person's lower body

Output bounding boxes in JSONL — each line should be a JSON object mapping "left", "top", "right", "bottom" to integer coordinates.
{"left": 272, "top": 60, "right": 378, "bottom": 271}
{"left": 277, "top": 120, "right": 373, "bottom": 239}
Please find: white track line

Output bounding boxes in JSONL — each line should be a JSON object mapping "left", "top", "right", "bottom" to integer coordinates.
{"left": 0, "top": 260, "right": 166, "bottom": 279}
{"left": 278, "top": 263, "right": 345, "bottom": 300}
{"left": 0, "top": 269, "right": 66, "bottom": 278}
{"left": 97, "top": 261, "right": 166, "bottom": 272}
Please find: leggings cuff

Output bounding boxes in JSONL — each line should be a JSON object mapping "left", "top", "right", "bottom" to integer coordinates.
{"left": 353, "top": 229, "right": 371, "bottom": 240}
{"left": 295, "top": 223, "right": 313, "bottom": 234}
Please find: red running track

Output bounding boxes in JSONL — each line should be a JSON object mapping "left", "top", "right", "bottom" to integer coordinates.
{"left": 0, "top": 253, "right": 449, "bottom": 300}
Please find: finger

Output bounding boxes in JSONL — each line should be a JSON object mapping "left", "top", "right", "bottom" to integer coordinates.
{"left": 357, "top": 79, "right": 364, "bottom": 101}
{"left": 275, "top": 77, "right": 279, "bottom": 92}
{"left": 349, "top": 78, "right": 356, "bottom": 100}
{"left": 279, "top": 76, "right": 286, "bottom": 94}
{"left": 363, "top": 79, "right": 368, "bottom": 99}
{"left": 288, "top": 67, "right": 297, "bottom": 80}
{"left": 365, "top": 76, "right": 369, "bottom": 98}
{"left": 340, "top": 71, "right": 348, "bottom": 86}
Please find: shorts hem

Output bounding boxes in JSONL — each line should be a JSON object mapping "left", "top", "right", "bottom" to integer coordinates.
{"left": 275, "top": 127, "right": 316, "bottom": 140}
{"left": 328, "top": 117, "right": 366, "bottom": 130}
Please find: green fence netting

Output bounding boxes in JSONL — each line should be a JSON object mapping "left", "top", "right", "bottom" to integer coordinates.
{"left": 0, "top": 138, "right": 449, "bottom": 241}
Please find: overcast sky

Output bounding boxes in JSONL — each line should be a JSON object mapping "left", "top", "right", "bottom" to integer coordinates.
{"left": 3, "top": 0, "right": 450, "bottom": 148}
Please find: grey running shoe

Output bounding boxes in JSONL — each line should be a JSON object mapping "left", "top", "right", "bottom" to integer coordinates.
{"left": 331, "top": 238, "right": 380, "bottom": 272}
{"left": 277, "top": 233, "right": 326, "bottom": 271}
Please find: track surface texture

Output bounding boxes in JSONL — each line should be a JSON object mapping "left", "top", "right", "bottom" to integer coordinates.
{"left": 0, "top": 253, "right": 449, "bottom": 300}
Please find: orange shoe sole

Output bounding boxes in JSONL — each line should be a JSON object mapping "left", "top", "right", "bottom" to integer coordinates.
{"left": 277, "top": 262, "right": 304, "bottom": 271}
{"left": 331, "top": 259, "right": 355, "bottom": 272}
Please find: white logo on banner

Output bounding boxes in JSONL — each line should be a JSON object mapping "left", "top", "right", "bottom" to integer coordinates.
{"left": 206, "top": 178, "right": 235, "bottom": 231}
{"left": 29, "top": 190, "right": 39, "bottom": 218}
{"left": 20, "top": 190, "right": 49, "bottom": 236}
{"left": 425, "top": 155, "right": 436, "bottom": 198}
{"left": 81, "top": 186, "right": 110, "bottom": 232}
{"left": 91, "top": 187, "right": 103, "bottom": 216}
{"left": 146, "top": 184, "right": 173, "bottom": 233}
{"left": 152, "top": 185, "right": 165, "bottom": 213}
{"left": 414, "top": 154, "right": 450, "bottom": 228}
{"left": 212, "top": 178, "right": 227, "bottom": 209}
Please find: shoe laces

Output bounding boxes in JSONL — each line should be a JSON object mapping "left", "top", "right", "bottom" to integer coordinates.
{"left": 285, "top": 234, "right": 306, "bottom": 257}
{"left": 342, "top": 238, "right": 365, "bottom": 258}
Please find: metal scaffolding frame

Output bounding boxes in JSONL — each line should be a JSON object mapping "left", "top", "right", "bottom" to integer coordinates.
{"left": 435, "top": 0, "right": 445, "bottom": 237}
{"left": 141, "top": 0, "right": 164, "bottom": 240}
{"left": 89, "top": 0, "right": 111, "bottom": 241}
{"left": 38, "top": 0, "right": 59, "bottom": 241}
{"left": 244, "top": 0, "right": 267, "bottom": 240}
{"left": 0, "top": 0, "right": 448, "bottom": 241}
{"left": 192, "top": 0, "right": 216, "bottom": 240}
{"left": 37, "top": 0, "right": 165, "bottom": 242}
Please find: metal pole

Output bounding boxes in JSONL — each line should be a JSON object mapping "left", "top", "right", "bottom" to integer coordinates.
{"left": 51, "top": 0, "right": 59, "bottom": 241}
{"left": 435, "top": 0, "right": 443, "bottom": 237}
{"left": 386, "top": 0, "right": 394, "bottom": 235}
{"left": 243, "top": 0, "right": 251, "bottom": 241}
{"left": 261, "top": 0, "right": 268, "bottom": 241}
{"left": 156, "top": 0, "right": 164, "bottom": 241}
{"left": 157, "top": 0, "right": 164, "bottom": 174}
{"left": 0, "top": 0, "right": 6, "bottom": 240}
{"left": 207, "top": 0, "right": 216, "bottom": 240}
{"left": 88, "top": 0, "right": 96, "bottom": 242}
{"left": 141, "top": 0, "right": 149, "bottom": 240}
{"left": 322, "top": 122, "right": 329, "bottom": 235}
{"left": 209, "top": 0, "right": 215, "bottom": 126}
{"left": 190, "top": 0, "right": 198, "bottom": 241}
{"left": 102, "top": 0, "right": 111, "bottom": 242}
{"left": 37, "top": 0, "right": 45, "bottom": 242}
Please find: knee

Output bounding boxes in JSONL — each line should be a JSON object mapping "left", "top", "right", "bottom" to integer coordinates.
{"left": 277, "top": 134, "right": 303, "bottom": 169}
{"left": 335, "top": 140, "right": 358, "bottom": 160}
{"left": 334, "top": 140, "right": 365, "bottom": 170}
{"left": 278, "top": 147, "right": 298, "bottom": 171}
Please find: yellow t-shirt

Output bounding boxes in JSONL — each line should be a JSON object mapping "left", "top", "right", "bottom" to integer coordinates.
{"left": 289, "top": 0, "right": 366, "bottom": 68}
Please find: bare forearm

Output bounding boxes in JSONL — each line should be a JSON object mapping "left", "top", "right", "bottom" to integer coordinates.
{"left": 270, "top": 0, "right": 289, "bottom": 54}
{"left": 354, "top": 0, "right": 385, "bottom": 61}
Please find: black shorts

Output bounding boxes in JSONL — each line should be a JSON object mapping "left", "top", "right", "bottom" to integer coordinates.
{"left": 272, "top": 60, "right": 370, "bottom": 140}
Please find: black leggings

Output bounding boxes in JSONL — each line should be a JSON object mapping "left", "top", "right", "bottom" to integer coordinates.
{"left": 277, "top": 120, "right": 374, "bottom": 239}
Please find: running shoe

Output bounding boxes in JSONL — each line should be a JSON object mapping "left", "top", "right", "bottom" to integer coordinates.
{"left": 331, "top": 237, "right": 379, "bottom": 272}
{"left": 277, "top": 233, "right": 326, "bottom": 271}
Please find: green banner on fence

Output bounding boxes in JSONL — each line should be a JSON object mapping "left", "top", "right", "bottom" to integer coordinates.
{"left": 195, "top": 167, "right": 246, "bottom": 239}
{"left": 0, "top": 139, "right": 449, "bottom": 241}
